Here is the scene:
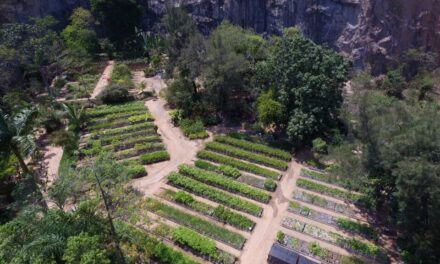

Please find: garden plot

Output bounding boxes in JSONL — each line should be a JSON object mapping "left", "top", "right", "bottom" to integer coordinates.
{"left": 79, "top": 101, "right": 170, "bottom": 176}
{"left": 281, "top": 217, "right": 387, "bottom": 262}
{"left": 288, "top": 201, "right": 377, "bottom": 240}
{"left": 140, "top": 133, "right": 293, "bottom": 262}
{"left": 276, "top": 231, "right": 366, "bottom": 264}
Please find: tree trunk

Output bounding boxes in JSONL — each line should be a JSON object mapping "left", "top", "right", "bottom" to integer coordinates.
{"left": 94, "top": 172, "right": 126, "bottom": 264}
{"left": 40, "top": 66, "right": 52, "bottom": 97}
{"left": 11, "top": 144, "right": 30, "bottom": 174}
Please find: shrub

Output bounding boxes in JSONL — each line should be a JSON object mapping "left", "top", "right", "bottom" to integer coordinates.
{"left": 54, "top": 78, "right": 67, "bottom": 89}
{"left": 111, "top": 63, "right": 132, "bottom": 85}
{"left": 336, "top": 218, "right": 377, "bottom": 240}
{"left": 277, "top": 231, "right": 285, "bottom": 244}
{"left": 264, "top": 179, "right": 277, "bottom": 191}
{"left": 98, "top": 83, "right": 131, "bottom": 104}
{"left": 179, "top": 118, "right": 209, "bottom": 140}
{"left": 144, "top": 66, "right": 156, "bottom": 77}
{"left": 309, "top": 242, "right": 328, "bottom": 258}
{"left": 140, "top": 151, "right": 170, "bottom": 164}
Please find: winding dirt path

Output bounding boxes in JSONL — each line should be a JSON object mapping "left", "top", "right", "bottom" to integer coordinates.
{"left": 131, "top": 76, "right": 209, "bottom": 196}
{"left": 90, "top": 60, "right": 114, "bottom": 99}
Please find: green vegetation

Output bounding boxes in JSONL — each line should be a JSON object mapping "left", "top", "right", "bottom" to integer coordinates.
{"left": 197, "top": 150, "right": 280, "bottom": 179}
{"left": 215, "top": 136, "right": 291, "bottom": 161}
{"left": 139, "top": 151, "right": 170, "bottom": 164}
{"left": 179, "top": 118, "right": 209, "bottom": 140}
{"left": 296, "top": 178, "right": 364, "bottom": 203}
{"left": 178, "top": 164, "right": 271, "bottom": 203}
{"left": 145, "top": 199, "right": 246, "bottom": 249}
{"left": 336, "top": 218, "right": 377, "bottom": 240}
{"left": 194, "top": 160, "right": 241, "bottom": 179}
{"left": 168, "top": 173, "right": 263, "bottom": 216}
{"left": 172, "top": 227, "right": 218, "bottom": 259}
{"left": 163, "top": 190, "right": 255, "bottom": 231}
{"left": 206, "top": 141, "right": 288, "bottom": 170}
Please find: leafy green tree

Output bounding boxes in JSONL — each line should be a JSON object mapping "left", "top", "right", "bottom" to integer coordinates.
{"left": 161, "top": 7, "right": 198, "bottom": 73}
{"left": 333, "top": 90, "right": 440, "bottom": 263}
{"left": 62, "top": 8, "right": 99, "bottom": 59}
{"left": 0, "top": 108, "right": 36, "bottom": 174}
{"left": 257, "top": 90, "right": 283, "bottom": 130}
{"left": 257, "top": 28, "right": 350, "bottom": 142}
{"left": 91, "top": 0, "right": 142, "bottom": 50}
{"left": 63, "top": 232, "right": 111, "bottom": 264}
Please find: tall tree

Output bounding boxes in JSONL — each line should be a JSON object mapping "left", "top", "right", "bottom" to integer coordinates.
{"left": 62, "top": 8, "right": 100, "bottom": 59}
{"left": 256, "top": 28, "right": 350, "bottom": 142}
{"left": 0, "top": 108, "right": 37, "bottom": 175}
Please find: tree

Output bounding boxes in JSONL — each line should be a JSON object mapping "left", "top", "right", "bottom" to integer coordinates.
{"left": 256, "top": 28, "right": 350, "bottom": 142}
{"left": 161, "top": 7, "right": 198, "bottom": 73}
{"left": 381, "top": 68, "right": 405, "bottom": 98}
{"left": 257, "top": 90, "right": 283, "bottom": 130}
{"left": 62, "top": 103, "right": 87, "bottom": 131}
{"left": 0, "top": 108, "right": 37, "bottom": 174}
{"left": 91, "top": 0, "right": 142, "bottom": 51}
{"left": 333, "top": 90, "right": 440, "bottom": 263}
{"left": 62, "top": 8, "right": 100, "bottom": 59}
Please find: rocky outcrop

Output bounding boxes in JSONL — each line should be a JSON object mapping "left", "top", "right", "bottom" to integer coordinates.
{"left": 1, "top": 0, "right": 439, "bottom": 73}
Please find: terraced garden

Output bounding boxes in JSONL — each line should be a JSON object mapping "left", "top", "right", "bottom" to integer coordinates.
{"left": 140, "top": 134, "right": 292, "bottom": 263}
{"left": 79, "top": 101, "right": 170, "bottom": 176}
{"left": 273, "top": 168, "right": 389, "bottom": 264}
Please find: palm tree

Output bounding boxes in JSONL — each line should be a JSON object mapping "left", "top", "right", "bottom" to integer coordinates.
{"left": 62, "top": 103, "right": 86, "bottom": 131}
{"left": 0, "top": 108, "right": 37, "bottom": 174}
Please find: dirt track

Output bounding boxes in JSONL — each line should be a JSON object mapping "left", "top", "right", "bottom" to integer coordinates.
{"left": 90, "top": 60, "right": 114, "bottom": 99}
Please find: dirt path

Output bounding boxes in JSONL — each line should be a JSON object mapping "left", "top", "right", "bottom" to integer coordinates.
{"left": 90, "top": 60, "right": 114, "bottom": 99}
{"left": 239, "top": 160, "right": 300, "bottom": 263}
{"left": 132, "top": 76, "right": 209, "bottom": 196}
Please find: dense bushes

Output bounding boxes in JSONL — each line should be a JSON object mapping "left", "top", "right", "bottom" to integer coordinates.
{"left": 215, "top": 136, "right": 291, "bottom": 161}
{"left": 98, "top": 83, "right": 131, "bottom": 104}
{"left": 178, "top": 165, "right": 271, "bottom": 203}
{"left": 197, "top": 151, "right": 280, "bottom": 179}
{"left": 126, "top": 164, "right": 147, "bottom": 178}
{"left": 206, "top": 141, "right": 288, "bottom": 170}
{"left": 140, "top": 151, "right": 170, "bottom": 164}
{"left": 179, "top": 118, "right": 209, "bottom": 140}
{"left": 168, "top": 173, "right": 262, "bottom": 216}
{"left": 336, "top": 218, "right": 377, "bottom": 240}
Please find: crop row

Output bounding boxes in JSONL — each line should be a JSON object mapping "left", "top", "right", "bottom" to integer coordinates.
{"left": 194, "top": 160, "right": 241, "bottom": 179}
{"left": 140, "top": 151, "right": 170, "bottom": 164}
{"left": 300, "top": 168, "right": 361, "bottom": 192}
{"left": 152, "top": 224, "right": 236, "bottom": 264}
{"left": 87, "top": 117, "right": 152, "bottom": 131}
{"left": 167, "top": 173, "right": 263, "bottom": 216}
{"left": 296, "top": 178, "right": 363, "bottom": 203}
{"left": 161, "top": 189, "right": 255, "bottom": 231}
{"left": 90, "top": 122, "right": 156, "bottom": 139}
{"left": 81, "top": 142, "right": 164, "bottom": 159}
{"left": 102, "top": 135, "right": 163, "bottom": 151}
{"left": 87, "top": 102, "right": 145, "bottom": 118}
{"left": 215, "top": 136, "right": 291, "bottom": 161}
{"left": 94, "top": 129, "right": 157, "bottom": 145}
{"left": 281, "top": 217, "right": 387, "bottom": 261}
{"left": 197, "top": 151, "right": 280, "bottom": 180}
{"left": 292, "top": 191, "right": 356, "bottom": 217}
{"left": 206, "top": 142, "right": 288, "bottom": 170}
{"left": 288, "top": 201, "right": 377, "bottom": 240}
{"left": 115, "top": 221, "right": 199, "bottom": 264}
{"left": 178, "top": 165, "right": 271, "bottom": 203}
{"left": 277, "top": 232, "right": 365, "bottom": 264}
{"left": 145, "top": 198, "right": 246, "bottom": 249}
{"left": 88, "top": 109, "right": 147, "bottom": 125}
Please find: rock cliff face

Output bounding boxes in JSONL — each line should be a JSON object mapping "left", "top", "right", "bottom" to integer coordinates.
{"left": 1, "top": 0, "right": 439, "bottom": 73}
